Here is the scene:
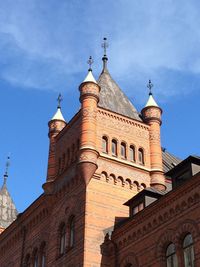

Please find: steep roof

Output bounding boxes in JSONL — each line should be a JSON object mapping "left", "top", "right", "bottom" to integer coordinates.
{"left": 0, "top": 178, "right": 18, "bottom": 229}
{"left": 97, "top": 59, "right": 142, "bottom": 121}
{"left": 162, "top": 149, "right": 182, "bottom": 173}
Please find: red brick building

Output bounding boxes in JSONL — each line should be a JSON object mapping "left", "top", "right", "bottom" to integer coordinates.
{"left": 1, "top": 43, "right": 196, "bottom": 267}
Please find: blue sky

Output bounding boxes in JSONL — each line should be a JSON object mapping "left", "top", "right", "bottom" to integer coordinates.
{"left": 0, "top": 0, "right": 199, "bottom": 212}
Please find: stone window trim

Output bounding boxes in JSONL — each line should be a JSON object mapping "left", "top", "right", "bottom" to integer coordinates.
{"left": 138, "top": 147, "right": 145, "bottom": 165}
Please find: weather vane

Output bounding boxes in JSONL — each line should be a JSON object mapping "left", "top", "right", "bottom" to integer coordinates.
{"left": 57, "top": 93, "right": 63, "bottom": 109}
{"left": 147, "top": 80, "right": 153, "bottom": 95}
{"left": 101, "top": 37, "right": 108, "bottom": 56}
{"left": 87, "top": 56, "right": 94, "bottom": 71}
{"left": 4, "top": 155, "right": 10, "bottom": 185}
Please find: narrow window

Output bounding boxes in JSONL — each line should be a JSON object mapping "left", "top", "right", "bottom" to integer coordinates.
{"left": 102, "top": 136, "right": 108, "bottom": 153}
{"left": 40, "top": 243, "right": 46, "bottom": 267}
{"left": 166, "top": 243, "right": 178, "bottom": 267}
{"left": 183, "top": 234, "right": 194, "bottom": 267}
{"left": 24, "top": 254, "right": 31, "bottom": 267}
{"left": 69, "top": 216, "right": 75, "bottom": 248}
{"left": 33, "top": 250, "right": 39, "bottom": 267}
{"left": 60, "top": 224, "right": 66, "bottom": 254}
{"left": 121, "top": 142, "right": 126, "bottom": 159}
{"left": 129, "top": 146, "right": 135, "bottom": 162}
{"left": 112, "top": 139, "right": 117, "bottom": 156}
{"left": 138, "top": 148, "right": 144, "bottom": 165}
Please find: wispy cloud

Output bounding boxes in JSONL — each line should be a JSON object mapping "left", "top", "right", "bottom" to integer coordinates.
{"left": 0, "top": 0, "right": 200, "bottom": 99}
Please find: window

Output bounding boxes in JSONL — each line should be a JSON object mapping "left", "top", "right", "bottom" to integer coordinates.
{"left": 138, "top": 148, "right": 144, "bottom": 165}
{"left": 129, "top": 145, "right": 135, "bottom": 162}
{"left": 183, "top": 234, "right": 194, "bottom": 267}
{"left": 112, "top": 139, "right": 117, "bottom": 156}
{"left": 132, "top": 202, "right": 144, "bottom": 216}
{"left": 60, "top": 224, "right": 66, "bottom": 254}
{"left": 33, "top": 250, "right": 39, "bottom": 267}
{"left": 166, "top": 243, "right": 178, "bottom": 267}
{"left": 102, "top": 136, "right": 108, "bottom": 153}
{"left": 69, "top": 216, "right": 75, "bottom": 248}
{"left": 121, "top": 142, "right": 126, "bottom": 159}
{"left": 40, "top": 242, "right": 46, "bottom": 267}
{"left": 24, "top": 254, "right": 31, "bottom": 267}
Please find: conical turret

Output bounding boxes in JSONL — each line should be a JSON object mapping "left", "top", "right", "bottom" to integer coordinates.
{"left": 77, "top": 57, "right": 100, "bottom": 185}
{"left": 141, "top": 81, "right": 165, "bottom": 191}
{"left": 43, "top": 95, "right": 66, "bottom": 194}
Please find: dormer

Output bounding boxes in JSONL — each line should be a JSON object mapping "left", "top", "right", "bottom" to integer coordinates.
{"left": 166, "top": 155, "right": 200, "bottom": 189}
{"left": 124, "top": 187, "right": 165, "bottom": 217}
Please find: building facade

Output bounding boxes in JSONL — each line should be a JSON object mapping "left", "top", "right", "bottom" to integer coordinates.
{"left": 0, "top": 48, "right": 188, "bottom": 267}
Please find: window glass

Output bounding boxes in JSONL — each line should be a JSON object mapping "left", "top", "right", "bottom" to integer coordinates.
{"left": 138, "top": 148, "right": 144, "bottom": 164}
{"left": 166, "top": 243, "right": 178, "bottom": 267}
{"left": 60, "top": 224, "right": 66, "bottom": 254}
{"left": 102, "top": 137, "right": 108, "bottom": 153}
{"left": 121, "top": 143, "right": 126, "bottom": 159}
{"left": 183, "top": 234, "right": 194, "bottom": 267}
{"left": 129, "top": 146, "right": 135, "bottom": 161}
{"left": 112, "top": 140, "right": 117, "bottom": 156}
{"left": 33, "top": 252, "right": 38, "bottom": 267}
{"left": 69, "top": 217, "right": 75, "bottom": 248}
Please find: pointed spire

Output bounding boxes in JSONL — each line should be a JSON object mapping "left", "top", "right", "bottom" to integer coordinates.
{"left": 101, "top": 37, "right": 108, "bottom": 71}
{"left": 83, "top": 56, "right": 97, "bottom": 84}
{"left": 51, "top": 94, "right": 66, "bottom": 121}
{"left": 145, "top": 80, "right": 159, "bottom": 107}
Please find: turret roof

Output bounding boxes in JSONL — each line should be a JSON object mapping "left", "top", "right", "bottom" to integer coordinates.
{"left": 83, "top": 70, "right": 97, "bottom": 84}
{"left": 0, "top": 176, "right": 18, "bottom": 229}
{"left": 97, "top": 61, "right": 142, "bottom": 121}
{"left": 51, "top": 107, "right": 65, "bottom": 121}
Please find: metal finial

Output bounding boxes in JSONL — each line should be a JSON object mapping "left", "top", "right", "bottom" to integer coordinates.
{"left": 101, "top": 37, "right": 109, "bottom": 56}
{"left": 87, "top": 56, "right": 94, "bottom": 71}
{"left": 57, "top": 93, "right": 63, "bottom": 109}
{"left": 3, "top": 156, "right": 10, "bottom": 185}
{"left": 147, "top": 80, "right": 153, "bottom": 95}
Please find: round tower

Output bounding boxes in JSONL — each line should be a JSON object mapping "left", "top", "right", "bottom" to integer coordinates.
{"left": 141, "top": 81, "right": 166, "bottom": 191}
{"left": 43, "top": 94, "right": 66, "bottom": 194}
{"left": 77, "top": 57, "right": 100, "bottom": 185}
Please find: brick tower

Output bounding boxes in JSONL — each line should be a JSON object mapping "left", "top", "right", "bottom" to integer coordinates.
{"left": 0, "top": 41, "right": 174, "bottom": 267}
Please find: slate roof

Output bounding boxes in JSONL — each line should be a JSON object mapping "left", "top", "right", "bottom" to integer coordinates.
{"left": 97, "top": 61, "right": 142, "bottom": 121}
{"left": 162, "top": 149, "right": 182, "bottom": 173}
{"left": 0, "top": 178, "right": 18, "bottom": 229}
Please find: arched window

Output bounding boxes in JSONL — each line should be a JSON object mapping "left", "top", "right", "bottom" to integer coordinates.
{"left": 60, "top": 224, "right": 66, "bottom": 255}
{"left": 129, "top": 145, "right": 135, "bottom": 162}
{"left": 69, "top": 216, "right": 75, "bottom": 248}
{"left": 40, "top": 242, "right": 46, "bottom": 267}
{"left": 102, "top": 136, "right": 108, "bottom": 153}
{"left": 24, "top": 254, "right": 31, "bottom": 267}
{"left": 33, "top": 249, "right": 39, "bottom": 267}
{"left": 183, "top": 233, "right": 194, "bottom": 267}
{"left": 121, "top": 142, "right": 126, "bottom": 159}
{"left": 138, "top": 148, "right": 144, "bottom": 165}
{"left": 112, "top": 139, "right": 117, "bottom": 156}
{"left": 166, "top": 243, "right": 178, "bottom": 267}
